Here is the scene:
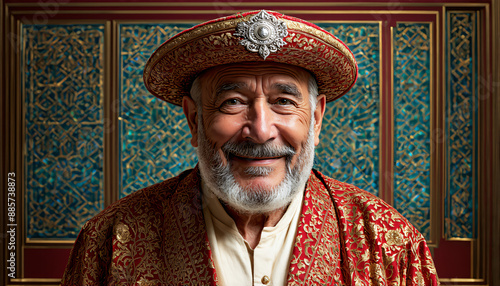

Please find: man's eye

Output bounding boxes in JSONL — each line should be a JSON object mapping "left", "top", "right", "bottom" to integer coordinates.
{"left": 219, "top": 98, "right": 245, "bottom": 113}
{"left": 224, "top": 98, "right": 240, "bottom": 106}
{"left": 276, "top": 98, "right": 294, "bottom": 105}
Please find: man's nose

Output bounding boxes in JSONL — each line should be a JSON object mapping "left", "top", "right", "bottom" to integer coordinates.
{"left": 242, "top": 100, "right": 277, "bottom": 144}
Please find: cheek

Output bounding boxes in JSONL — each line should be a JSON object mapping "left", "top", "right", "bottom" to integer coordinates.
{"left": 278, "top": 115, "right": 311, "bottom": 150}
{"left": 204, "top": 115, "right": 243, "bottom": 146}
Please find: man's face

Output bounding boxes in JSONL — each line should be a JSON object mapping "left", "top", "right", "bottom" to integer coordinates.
{"left": 183, "top": 62, "right": 326, "bottom": 213}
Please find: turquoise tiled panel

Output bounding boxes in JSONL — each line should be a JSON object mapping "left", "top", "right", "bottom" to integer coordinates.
{"left": 393, "top": 23, "right": 432, "bottom": 240}
{"left": 445, "top": 12, "right": 477, "bottom": 239}
{"left": 315, "top": 23, "right": 380, "bottom": 196}
{"left": 119, "top": 24, "right": 197, "bottom": 197}
{"left": 23, "top": 25, "right": 105, "bottom": 239}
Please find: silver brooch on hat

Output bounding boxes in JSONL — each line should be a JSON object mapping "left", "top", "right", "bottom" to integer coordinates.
{"left": 234, "top": 10, "right": 288, "bottom": 60}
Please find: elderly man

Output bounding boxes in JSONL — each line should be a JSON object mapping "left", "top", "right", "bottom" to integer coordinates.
{"left": 62, "top": 10, "right": 438, "bottom": 285}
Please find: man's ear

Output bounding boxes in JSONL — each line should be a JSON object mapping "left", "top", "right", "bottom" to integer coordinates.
{"left": 182, "top": 96, "right": 199, "bottom": 147}
{"left": 313, "top": 94, "right": 327, "bottom": 146}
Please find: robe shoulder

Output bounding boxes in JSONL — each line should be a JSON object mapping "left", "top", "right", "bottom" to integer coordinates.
{"left": 82, "top": 167, "right": 193, "bottom": 231}
{"left": 321, "top": 171, "right": 418, "bottom": 238}
{"left": 314, "top": 170, "right": 439, "bottom": 285}
{"left": 60, "top": 168, "right": 213, "bottom": 285}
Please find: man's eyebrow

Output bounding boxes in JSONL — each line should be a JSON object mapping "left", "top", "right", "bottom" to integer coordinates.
{"left": 215, "top": 82, "right": 247, "bottom": 97}
{"left": 272, "top": 83, "right": 303, "bottom": 99}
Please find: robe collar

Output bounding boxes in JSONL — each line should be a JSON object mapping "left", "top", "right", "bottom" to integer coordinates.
{"left": 169, "top": 167, "right": 343, "bottom": 285}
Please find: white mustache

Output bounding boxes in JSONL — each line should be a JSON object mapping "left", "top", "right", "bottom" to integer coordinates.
{"left": 221, "top": 141, "right": 296, "bottom": 159}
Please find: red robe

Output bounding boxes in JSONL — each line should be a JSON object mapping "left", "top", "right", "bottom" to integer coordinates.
{"left": 62, "top": 167, "right": 439, "bottom": 285}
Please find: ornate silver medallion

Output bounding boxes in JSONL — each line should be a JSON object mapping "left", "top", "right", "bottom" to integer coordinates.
{"left": 234, "top": 10, "right": 288, "bottom": 60}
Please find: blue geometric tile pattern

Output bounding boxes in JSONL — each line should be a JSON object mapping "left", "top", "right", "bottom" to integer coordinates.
{"left": 315, "top": 23, "right": 380, "bottom": 196}
{"left": 445, "top": 12, "right": 477, "bottom": 239}
{"left": 23, "top": 25, "right": 105, "bottom": 239}
{"left": 119, "top": 24, "right": 197, "bottom": 198}
{"left": 393, "top": 23, "right": 432, "bottom": 240}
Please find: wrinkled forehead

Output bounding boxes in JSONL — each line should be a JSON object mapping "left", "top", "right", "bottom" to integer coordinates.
{"left": 197, "top": 62, "right": 312, "bottom": 92}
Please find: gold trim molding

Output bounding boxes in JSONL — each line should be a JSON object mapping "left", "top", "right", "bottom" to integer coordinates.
{"left": 5, "top": 1, "right": 492, "bottom": 8}
{"left": 11, "top": 9, "right": 443, "bottom": 15}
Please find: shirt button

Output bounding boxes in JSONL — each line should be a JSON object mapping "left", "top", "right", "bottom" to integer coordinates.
{"left": 261, "top": 275, "right": 270, "bottom": 285}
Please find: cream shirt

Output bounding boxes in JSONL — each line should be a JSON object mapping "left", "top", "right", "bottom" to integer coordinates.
{"left": 201, "top": 182, "right": 304, "bottom": 286}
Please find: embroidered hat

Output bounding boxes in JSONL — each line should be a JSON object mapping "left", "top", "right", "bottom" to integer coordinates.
{"left": 143, "top": 10, "right": 358, "bottom": 106}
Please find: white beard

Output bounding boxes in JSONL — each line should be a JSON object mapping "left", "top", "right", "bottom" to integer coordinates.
{"left": 196, "top": 116, "right": 316, "bottom": 214}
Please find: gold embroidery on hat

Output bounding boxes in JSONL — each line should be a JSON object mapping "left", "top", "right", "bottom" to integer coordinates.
{"left": 144, "top": 12, "right": 357, "bottom": 106}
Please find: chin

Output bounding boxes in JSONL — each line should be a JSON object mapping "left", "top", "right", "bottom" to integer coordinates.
{"left": 236, "top": 178, "right": 282, "bottom": 191}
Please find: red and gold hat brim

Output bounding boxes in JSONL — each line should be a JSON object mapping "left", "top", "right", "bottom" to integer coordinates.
{"left": 143, "top": 10, "right": 358, "bottom": 106}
